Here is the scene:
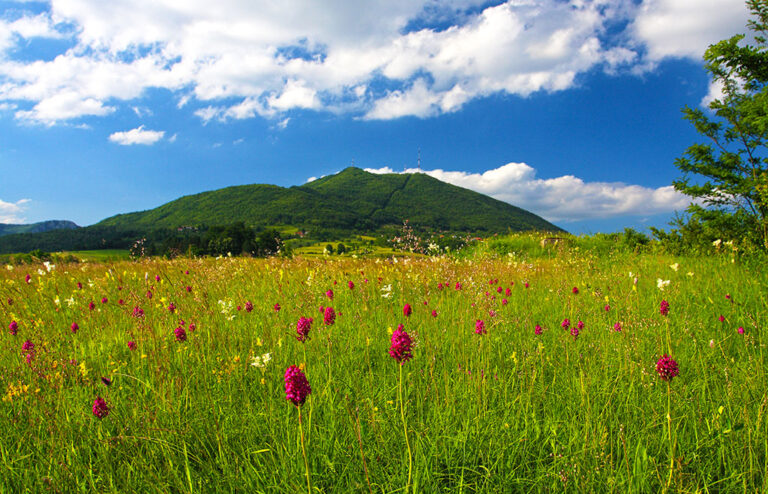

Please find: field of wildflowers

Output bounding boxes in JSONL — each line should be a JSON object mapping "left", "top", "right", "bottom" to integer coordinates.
{"left": 0, "top": 249, "right": 766, "bottom": 492}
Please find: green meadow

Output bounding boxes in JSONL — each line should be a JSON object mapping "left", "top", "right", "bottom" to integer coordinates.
{"left": 0, "top": 241, "right": 766, "bottom": 492}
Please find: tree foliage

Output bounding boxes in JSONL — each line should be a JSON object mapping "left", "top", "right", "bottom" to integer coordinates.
{"left": 674, "top": 0, "right": 768, "bottom": 249}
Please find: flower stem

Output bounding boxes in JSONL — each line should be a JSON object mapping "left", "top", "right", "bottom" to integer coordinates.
{"left": 299, "top": 407, "right": 311, "bottom": 494}
{"left": 399, "top": 364, "right": 412, "bottom": 494}
{"left": 665, "top": 381, "right": 674, "bottom": 492}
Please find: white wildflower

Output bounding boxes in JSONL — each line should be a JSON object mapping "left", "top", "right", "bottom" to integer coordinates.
{"left": 381, "top": 284, "right": 392, "bottom": 299}
{"left": 669, "top": 263, "right": 679, "bottom": 272}
{"left": 218, "top": 299, "right": 236, "bottom": 320}
{"left": 250, "top": 352, "right": 272, "bottom": 368}
{"left": 657, "top": 278, "right": 670, "bottom": 290}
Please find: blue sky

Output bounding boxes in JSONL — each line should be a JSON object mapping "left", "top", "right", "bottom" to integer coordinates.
{"left": 0, "top": 0, "right": 753, "bottom": 233}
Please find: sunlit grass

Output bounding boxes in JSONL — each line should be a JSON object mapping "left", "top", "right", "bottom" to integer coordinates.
{"left": 0, "top": 250, "right": 765, "bottom": 492}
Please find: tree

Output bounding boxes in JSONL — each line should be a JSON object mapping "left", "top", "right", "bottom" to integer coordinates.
{"left": 673, "top": 0, "right": 768, "bottom": 249}
{"left": 336, "top": 242, "right": 346, "bottom": 254}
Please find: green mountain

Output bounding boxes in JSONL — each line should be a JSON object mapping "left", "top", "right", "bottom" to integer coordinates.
{"left": 0, "top": 168, "right": 562, "bottom": 255}
{"left": 0, "top": 220, "right": 79, "bottom": 237}
{"left": 97, "top": 167, "right": 561, "bottom": 233}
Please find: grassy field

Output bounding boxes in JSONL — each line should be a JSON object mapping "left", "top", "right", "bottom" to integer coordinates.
{"left": 63, "top": 249, "right": 131, "bottom": 262}
{"left": 0, "top": 248, "right": 766, "bottom": 492}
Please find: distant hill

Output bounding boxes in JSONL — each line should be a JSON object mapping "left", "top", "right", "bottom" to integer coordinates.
{"left": 0, "top": 168, "right": 562, "bottom": 254}
{"left": 0, "top": 220, "right": 79, "bottom": 237}
{"left": 97, "top": 167, "right": 561, "bottom": 233}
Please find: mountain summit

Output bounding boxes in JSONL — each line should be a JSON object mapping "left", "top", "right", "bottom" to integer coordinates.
{"left": 98, "top": 167, "right": 561, "bottom": 233}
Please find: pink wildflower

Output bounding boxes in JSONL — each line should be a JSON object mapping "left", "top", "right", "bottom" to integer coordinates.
{"left": 284, "top": 365, "right": 312, "bottom": 406}
{"left": 296, "top": 317, "right": 313, "bottom": 342}
{"left": 168, "top": 302, "right": 176, "bottom": 313}
{"left": 535, "top": 325, "right": 543, "bottom": 335}
{"left": 326, "top": 289, "right": 334, "bottom": 300}
{"left": 127, "top": 341, "right": 137, "bottom": 351}
{"left": 174, "top": 326, "right": 187, "bottom": 342}
{"left": 8, "top": 320, "right": 18, "bottom": 336}
{"left": 614, "top": 322, "right": 622, "bottom": 332}
{"left": 660, "top": 300, "right": 670, "bottom": 316}
{"left": 274, "top": 303, "right": 281, "bottom": 312}
{"left": 561, "top": 318, "right": 570, "bottom": 330}
{"left": 656, "top": 354, "right": 679, "bottom": 381}
{"left": 101, "top": 297, "right": 108, "bottom": 304}
{"left": 92, "top": 397, "right": 110, "bottom": 419}
{"left": 389, "top": 328, "right": 413, "bottom": 364}
{"left": 245, "top": 301, "right": 254, "bottom": 312}
{"left": 348, "top": 281, "right": 354, "bottom": 290}
{"left": 25, "top": 274, "right": 31, "bottom": 284}
{"left": 505, "top": 287, "right": 512, "bottom": 296}
{"left": 475, "top": 319, "right": 486, "bottom": 335}
{"left": 572, "top": 287, "right": 579, "bottom": 294}
{"left": 132, "top": 306, "right": 144, "bottom": 318}
{"left": 718, "top": 315, "right": 724, "bottom": 322}
{"left": 455, "top": 282, "right": 462, "bottom": 290}
{"left": 323, "top": 307, "right": 336, "bottom": 326}
{"left": 604, "top": 304, "right": 610, "bottom": 312}
{"left": 737, "top": 326, "right": 745, "bottom": 334}
{"left": 403, "top": 303, "right": 412, "bottom": 317}
{"left": 88, "top": 302, "right": 95, "bottom": 311}
{"left": 431, "top": 310, "right": 437, "bottom": 318}
{"left": 71, "top": 322, "right": 79, "bottom": 333}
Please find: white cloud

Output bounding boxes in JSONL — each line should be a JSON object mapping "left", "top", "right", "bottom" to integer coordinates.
{"left": 0, "top": 0, "right": 753, "bottom": 124}
{"left": 108, "top": 125, "right": 165, "bottom": 145}
{"left": 364, "top": 162, "right": 691, "bottom": 222}
{"left": 15, "top": 91, "right": 114, "bottom": 125}
{"left": 701, "top": 79, "right": 726, "bottom": 108}
{"left": 0, "top": 198, "right": 30, "bottom": 224}
{"left": 631, "top": 0, "right": 750, "bottom": 62}
{"left": 0, "top": 13, "right": 63, "bottom": 54}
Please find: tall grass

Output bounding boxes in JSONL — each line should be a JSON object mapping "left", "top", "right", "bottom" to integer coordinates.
{"left": 0, "top": 249, "right": 765, "bottom": 492}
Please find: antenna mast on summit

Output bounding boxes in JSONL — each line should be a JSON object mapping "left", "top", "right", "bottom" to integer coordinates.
{"left": 417, "top": 148, "right": 421, "bottom": 172}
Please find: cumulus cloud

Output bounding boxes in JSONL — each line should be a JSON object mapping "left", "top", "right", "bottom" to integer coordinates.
{"left": 108, "top": 125, "right": 165, "bottom": 145}
{"left": 631, "top": 0, "right": 750, "bottom": 62}
{"left": 364, "top": 162, "right": 691, "bottom": 222}
{"left": 0, "top": 198, "right": 30, "bottom": 224}
{"left": 0, "top": 13, "right": 63, "bottom": 54}
{"left": 0, "top": 0, "right": 752, "bottom": 124}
